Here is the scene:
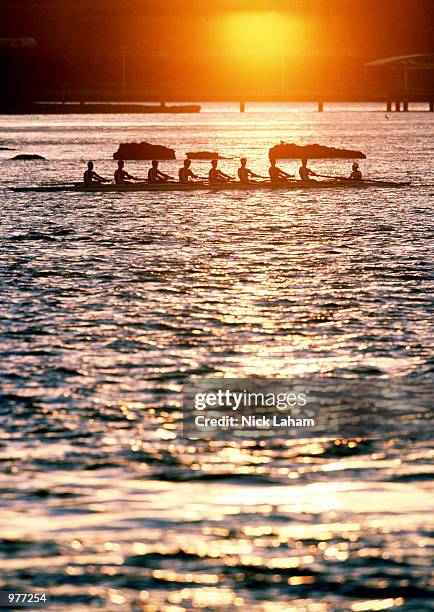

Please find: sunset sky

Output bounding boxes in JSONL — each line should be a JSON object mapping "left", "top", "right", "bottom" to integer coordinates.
{"left": 2, "top": 0, "right": 434, "bottom": 99}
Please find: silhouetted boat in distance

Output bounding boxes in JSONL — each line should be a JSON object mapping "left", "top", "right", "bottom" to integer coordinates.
{"left": 13, "top": 179, "right": 411, "bottom": 193}
{"left": 3, "top": 103, "right": 201, "bottom": 115}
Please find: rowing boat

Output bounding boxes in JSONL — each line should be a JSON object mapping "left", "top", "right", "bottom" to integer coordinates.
{"left": 11, "top": 179, "right": 411, "bottom": 193}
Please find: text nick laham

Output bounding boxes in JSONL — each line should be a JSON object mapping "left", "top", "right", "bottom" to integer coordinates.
{"left": 195, "top": 414, "right": 315, "bottom": 428}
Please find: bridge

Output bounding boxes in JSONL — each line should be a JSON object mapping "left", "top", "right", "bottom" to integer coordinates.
{"left": 32, "top": 54, "right": 434, "bottom": 113}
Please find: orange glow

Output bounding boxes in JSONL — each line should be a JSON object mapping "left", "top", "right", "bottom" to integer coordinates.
{"left": 218, "top": 11, "right": 307, "bottom": 57}
{"left": 215, "top": 11, "right": 309, "bottom": 92}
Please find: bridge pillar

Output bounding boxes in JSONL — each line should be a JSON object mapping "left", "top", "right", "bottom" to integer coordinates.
{"left": 394, "top": 100, "right": 401, "bottom": 112}
{"left": 429, "top": 101, "right": 434, "bottom": 112}
{"left": 403, "top": 99, "right": 409, "bottom": 112}
{"left": 386, "top": 99, "right": 392, "bottom": 112}
{"left": 240, "top": 101, "right": 245, "bottom": 112}
{"left": 317, "top": 101, "right": 324, "bottom": 112}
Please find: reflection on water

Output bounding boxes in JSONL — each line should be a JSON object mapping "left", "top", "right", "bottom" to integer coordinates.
{"left": 0, "top": 105, "right": 433, "bottom": 610}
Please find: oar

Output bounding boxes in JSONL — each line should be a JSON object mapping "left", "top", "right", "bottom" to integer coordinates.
{"left": 254, "top": 175, "right": 295, "bottom": 182}
{"left": 273, "top": 174, "right": 296, "bottom": 181}
{"left": 195, "top": 176, "right": 234, "bottom": 182}
{"left": 41, "top": 181, "right": 78, "bottom": 186}
{"left": 316, "top": 174, "right": 347, "bottom": 180}
{"left": 202, "top": 175, "right": 236, "bottom": 182}
{"left": 316, "top": 173, "right": 395, "bottom": 185}
{"left": 159, "top": 179, "right": 208, "bottom": 185}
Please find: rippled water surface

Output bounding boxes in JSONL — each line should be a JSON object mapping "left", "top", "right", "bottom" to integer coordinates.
{"left": 0, "top": 104, "right": 433, "bottom": 611}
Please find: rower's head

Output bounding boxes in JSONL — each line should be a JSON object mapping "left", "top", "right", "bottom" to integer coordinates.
{"left": 117, "top": 160, "right": 124, "bottom": 168}
{"left": 301, "top": 159, "right": 308, "bottom": 167}
{"left": 352, "top": 162, "right": 359, "bottom": 170}
{"left": 211, "top": 159, "right": 218, "bottom": 168}
{"left": 240, "top": 157, "right": 247, "bottom": 167}
{"left": 152, "top": 159, "right": 159, "bottom": 168}
{"left": 87, "top": 161, "right": 94, "bottom": 170}
{"left": 184, "top": 159, "right": 191, "bottom": 167}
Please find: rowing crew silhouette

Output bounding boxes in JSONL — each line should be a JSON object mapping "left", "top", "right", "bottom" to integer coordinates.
{"left": 84, "top": 158, "right": 363, "bottom": 187}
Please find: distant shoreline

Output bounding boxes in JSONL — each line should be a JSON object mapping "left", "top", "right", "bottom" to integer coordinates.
{"left": 0, "top": 103, "right": 201, "bottom": 115}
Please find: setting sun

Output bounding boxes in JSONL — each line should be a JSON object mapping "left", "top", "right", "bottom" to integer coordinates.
{"left": 220, "top": 11, "right": 287, "bottom": 49}
{"left": 215, "top": 10, "right": 309, "bottom": 91}
{"left": 218, "top": 10, "right": 306, "bottom": 56}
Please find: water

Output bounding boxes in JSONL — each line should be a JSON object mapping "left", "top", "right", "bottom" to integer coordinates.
{"left": 0, "top": 104, "right": 433, "bottom": 611}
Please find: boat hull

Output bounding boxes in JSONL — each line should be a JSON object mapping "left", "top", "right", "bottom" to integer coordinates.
{"left": 11, "top": 180, "right": 411, "bottom": 193}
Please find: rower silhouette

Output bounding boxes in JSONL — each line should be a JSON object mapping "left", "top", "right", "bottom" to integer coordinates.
{"left": 179, "top": 159, "right": 199, "bottom": 184}
{"left": 269, "top": 158, "right": 292, "bottom": 182}
{"left": 209, "top": 159, "right": 232, "bottom": 184}
{"left": 299, "top": 159, "right": 317, "bottom": 181}
{"left": 148, "top": 159, "right": 172, "bottom": 183}
{"left": 84, "top": 161, "right": 108, "bottom": 186}
{"left": 114, "top": 160, "right": 138, "bottom": 185}
{"left": 238, "top": 158, "right": 261, "bottom": 183}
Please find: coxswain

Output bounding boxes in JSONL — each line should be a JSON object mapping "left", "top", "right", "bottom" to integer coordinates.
{"left": 349, "top": 162, "right": 363, "bottom": 181}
